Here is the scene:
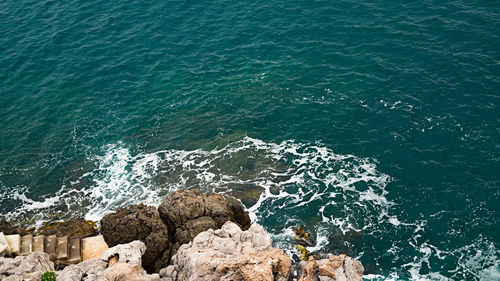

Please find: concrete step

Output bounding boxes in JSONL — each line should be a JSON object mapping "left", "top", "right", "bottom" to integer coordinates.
{"left": 20, "top": 235, "right": 33, "bottom": 255}
{"left": 68, "top": 237, "right": 81, "bottom": 263}
{"left": 44, "top": 235, "right": 57, "bottom": 259}
{"left": 5, "top": 234, "right": 21, "bottom": 255}
{"left": 0, "top": 232, "right": 12, "bottom": 255}
{"left": 56, "top": 236, "right": 68, "bottom": 260}
{"left": 33, "top": 235, "right": 44, "bottom": 253}
{"left": 81, "top": 235, "right": 108, "bottom": 261}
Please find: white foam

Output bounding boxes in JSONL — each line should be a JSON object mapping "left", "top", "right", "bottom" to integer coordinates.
{"left": 2, "top": 136, "right": 495, "bottom": 280}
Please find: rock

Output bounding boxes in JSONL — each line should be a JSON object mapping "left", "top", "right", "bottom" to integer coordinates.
{"left": 158, "top": 189, "right": 251, "bottom": 254}
{"left": 163, "top": 221, "right": 292, "bottom": 281}
{"left": 37, "top": 218, "right": 97, "bottom": 237}
{"left": 173, "top": 216, "right": 217, "bottom": 245}
{"left": 0, "top": 252, "right": 54, "bottom": 281}
{"left": 100, "top": 204, "right": 170, "bottom": 273}
{"left": 0, "top": 220, "right": 29, "bottom": 236}
{"left": 297, "top": 254, "right": 364, "bottom": 281}
{"left": 57, "top": 240, "right": 160, "bottom": 281}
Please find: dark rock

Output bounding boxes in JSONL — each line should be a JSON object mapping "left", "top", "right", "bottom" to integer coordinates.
{"left": 37, "top": 218, "right": 97, "bottom": 237}
{"left": 173, "top": 216, "right": 217, "bottom": 245}
{"left": 0, "top": 220, "right": 29, "bottom": 235}
{"left": 100, "top": 204, "right": 170, "bottom": 273}
{"left": 158, "top": 189, "right": 251, "bottom": 235}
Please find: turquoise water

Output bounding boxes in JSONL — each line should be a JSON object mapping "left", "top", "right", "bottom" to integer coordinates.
{"left": 1, "top": 0, "right": 499, "bottom": 279}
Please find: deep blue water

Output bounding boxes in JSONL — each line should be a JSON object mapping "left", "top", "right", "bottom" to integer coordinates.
{"left": 1, "top": 0, "right": 499, "bottom": 279}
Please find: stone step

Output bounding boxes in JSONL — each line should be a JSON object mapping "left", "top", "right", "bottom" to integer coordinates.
{"left": 44, "top": 235, "right": 57, "bottom": 259}
{"left": 0, "top": 232, "right": 12, "bottom": 255}
{"left": 20, "top": 235, "right": 33, "bottom": 255}
{"left": 5, "top": 234, "right": 21, "bottom": 255}
{"left": 81, "top": 235, "right": 108, "bottom": 261}
{"left": 68, "top": 237, "right": 81, "bottom": 263}
{"left": 33, "top": 235, "right": 44, "bottom": 253}
{"left": 56, "top": 236, "right": 69, "bottom": 260}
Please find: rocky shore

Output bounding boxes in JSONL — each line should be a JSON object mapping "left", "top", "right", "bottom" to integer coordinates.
{"left": 0, "top": 189, "right": 364, "bottom": 281}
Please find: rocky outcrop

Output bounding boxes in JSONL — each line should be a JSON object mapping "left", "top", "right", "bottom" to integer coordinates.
{"left": 0, "top": 220, "right": 29, "bottom": 236}
{"left": 56, "top": 241, "right": 160, "bottom": 281}
{"left": 100, "top": 204, "right": 170, "bottom": 273}
{"left": 0, "top": 252, "right": 54, "bottom": 281}
{"left": 161, "top": 221, "right": 293, "bottom": 281}
{"left": 37, "top": 218, "right": 97, "bottom": 237}
{"left": 158, "top": 189, "right": 251, "bottom": 255}
{"left": 297, "top": 254, "right": 364, "bottom": 281}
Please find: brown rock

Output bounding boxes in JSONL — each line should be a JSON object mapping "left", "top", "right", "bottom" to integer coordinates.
{"left": 100, "top": 204, "right": 170, "bottom": 273}
{"left": 298, "top": 256, "right": 318, "bottom": 281}
{"left": 37, "top": 218, "right": 97, "bottom": 237}
{"left": 158, "top": 189, "right": 251, "bottom": 232}
{"left": 298, "top": 254, "right": 364, "bottom": 281}
{"left": 0, "top": 220, "right": 29, "bottom": 236}
{"left": 173, "top": 216, "right": 217, "bottom": 245}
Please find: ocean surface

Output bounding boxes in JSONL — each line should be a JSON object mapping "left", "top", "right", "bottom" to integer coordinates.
{"left": 1, "top": 0, "right": 499, "bottom": 279}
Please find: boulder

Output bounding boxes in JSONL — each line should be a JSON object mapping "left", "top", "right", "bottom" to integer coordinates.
{"left": 0, "top": 252, "right": 54, "bottom": 281}
{"left": 57, "top": 240, "right": 160, "bottom": 281}
{"left": 158, "top": 189, "right": 251, "bottom": 252}
{"left": 162, "top": 221, "right": 292, "bottom": 281}
{"left": 297, "top": 254, "right": 364, "bottom": 281}
{"left": 100, "top": 204, "right": 170, "bottom": 273}
{"left": 37, "top": 218, "right": 98, "bottom": 237}
{"left": 0, "top": 220, "right": 29, "bottom": 236}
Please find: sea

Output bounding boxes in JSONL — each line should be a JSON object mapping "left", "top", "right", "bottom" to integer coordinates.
{"left": 0, "top": 0, "right": 499, "bottom": 280}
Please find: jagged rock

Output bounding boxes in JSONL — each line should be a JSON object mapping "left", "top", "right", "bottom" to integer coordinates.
{"left": 57, "top": 241, "right": 160, "bottom": 281}
{"left": 173, "top": 216, "right": 217, "bottom": 245}
{"left": 100, "top": 204, "right": 170, "bottom": 273}
{"left": 158, "top": 189, "right": 251, "bottom": 253}
{"left": 37, "top": 218, "right": 98, "bottom": 237}
{"left": 0, "top": 220, "right": 29, "bottom": 236}
{"left": 0, "top": 252, "right": 54, "bottom": 281}
{"left": 162, "top": 221, "right": 292, "bottom": 281}
{"left": 297, "top": 254, "right": 364, "bottom": 281}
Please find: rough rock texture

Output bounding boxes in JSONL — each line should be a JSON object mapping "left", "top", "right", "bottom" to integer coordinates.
{"left": 0, "top": 220, "right": 29, "bottom": 236}
{"left": 0, "top": 252, "right": 54, "bottom": 281}
{"left": 297, "top": 254, "right": 364, "bottom": 281}
{"left": 37, "top": 218, "right": 97, "bottom": 237}
{"left": 100, "top": 204, "right": 170, "bottom": 273}
{"left": 161, "top": 221, "right": 292, "bottom": 281}
{"left": 158, "top": 189, "right": 251, "bottom": 254}
{"left": 56, "top": 240, "right": 160, "bottom": 281}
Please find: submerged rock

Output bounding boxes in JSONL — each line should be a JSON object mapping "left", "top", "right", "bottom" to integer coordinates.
{"left": 37, "top": 218, "right": 98, "bottom": 237}
{"left": 0, "top": 252, "right": 54, "bottom": 281}
{"left": 100, "top": 204, "right": 170, "bottom": 273}
{"left": 162, "top": 221, "right": 293, "bottom": 281}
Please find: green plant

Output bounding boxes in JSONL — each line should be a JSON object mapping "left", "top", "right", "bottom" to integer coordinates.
{"left": 41, "top": 271, "right": 56, "bottom": 281}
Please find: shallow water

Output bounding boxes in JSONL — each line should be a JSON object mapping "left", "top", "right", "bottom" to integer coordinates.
{"left": 1, "top": 0, "right": 499, "bottom": 279}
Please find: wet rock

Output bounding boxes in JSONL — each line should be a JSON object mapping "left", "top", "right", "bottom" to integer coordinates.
{"left": 158, "top": 189, "right": 251, "bottom": 253}
{"left": 163, "top": 221, "right": 292, "bottom": 281}
{"left": 297, "top": 254, "right": 364, "bottom": 281}
{"left": 0, "top": 252, "right": 54, "bottom": 281}
{"left": 100, "top": 204, "right": 170, "bottom": 273}
{"left": 37, "top": 218, "right": 98, "bottom": 237}
{"left": 0, "top": 220, "right": 29, "bottom": 236}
